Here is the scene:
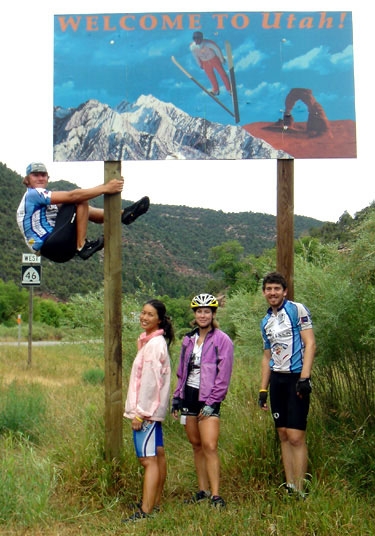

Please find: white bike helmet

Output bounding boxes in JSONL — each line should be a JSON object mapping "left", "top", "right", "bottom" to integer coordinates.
{"left": 190, "top": 293, "right": 219, "bottom": 309}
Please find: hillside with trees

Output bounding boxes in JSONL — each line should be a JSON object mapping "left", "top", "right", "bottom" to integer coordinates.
{"left": 2, "top": 161, "right": 323, "bottom": 300}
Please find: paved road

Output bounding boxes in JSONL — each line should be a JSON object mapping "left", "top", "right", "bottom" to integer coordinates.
{"left": 0, "top": 340, "right": 101, "bottom": 346}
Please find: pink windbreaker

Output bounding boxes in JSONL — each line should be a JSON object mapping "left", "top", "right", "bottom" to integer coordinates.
{"left": 124, "top": 329, "right": 171, "bottom": 421}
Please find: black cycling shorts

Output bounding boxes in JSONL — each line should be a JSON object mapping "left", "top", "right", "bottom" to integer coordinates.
{"left": 269, "top": 371, "right": 310, "bottom": 431}
{"left": 40, "top": 204, "right": 77, "bottom": 263}
{"left": 181, "top": 385, "right": 221, "bottom": 417}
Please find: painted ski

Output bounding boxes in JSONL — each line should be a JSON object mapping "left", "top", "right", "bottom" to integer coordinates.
{"left": 225, "top": 41, "right": 240, "bottom": 124}
{"left": 171, "top": 55, "right": 235, "bottom": 119}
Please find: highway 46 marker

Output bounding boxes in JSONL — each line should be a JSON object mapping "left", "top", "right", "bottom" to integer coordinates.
{"left": 21, "top": 253, "right": 42, "bottom": 286}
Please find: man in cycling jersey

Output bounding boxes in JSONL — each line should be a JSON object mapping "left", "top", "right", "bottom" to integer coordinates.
{"left": 258, "top": 272, "right": 316, "bottom": 498}
{"left": 17, "top": 162, "right": 149, "bottom": 262}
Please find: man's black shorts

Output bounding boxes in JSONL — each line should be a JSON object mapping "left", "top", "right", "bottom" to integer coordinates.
{"left": 40, "top": 204, "right": 77, "bottom": 263}
{"left": 269, "top": 372, "right": 310, "bottom": 431}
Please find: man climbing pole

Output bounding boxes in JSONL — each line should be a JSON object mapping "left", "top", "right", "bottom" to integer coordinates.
{"left": 17, "top": 162, "right": 150, "bottom": 263}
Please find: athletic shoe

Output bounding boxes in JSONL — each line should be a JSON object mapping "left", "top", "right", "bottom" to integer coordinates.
{"left": 76, "top": 236, "right": 104, "bottom": 260}
{"left": 209, "top": 90, "right": 220, "bottom": 96}
{"left": 128, "top": 500, "right": 143, "bottom": 511}
{"left": 121, "top": 196, "right": 150, "bottom": 225}
{"left": 285, "top": 483, "right": 296, "bottom": 495}
{"left": 184, "top": 490, "right": 211, "bottom": 504}
{"left": 210, "top": 495, "right": 226, "bottom": 508}
{"left": 121, "top": 509, "right": 152, "bottom": 523}
{"left": 129, "top": 500, "right": 160, "bottom": 513}
{"left": 280, "top": 482, "right": 308, "bottom": 500}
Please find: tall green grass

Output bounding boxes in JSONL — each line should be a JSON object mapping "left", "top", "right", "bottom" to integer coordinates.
{"left": 0, "top": 340, "right": 374, "bottom": 534}
{"left": 0, "top": 433, "right": 56, "bottom": 527}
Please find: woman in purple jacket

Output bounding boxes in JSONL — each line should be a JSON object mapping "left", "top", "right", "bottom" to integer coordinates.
{"left": 172, "top": 293, "right": 234, "bottom": 508}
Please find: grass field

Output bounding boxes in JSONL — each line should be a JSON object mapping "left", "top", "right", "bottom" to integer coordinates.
{"left": 0, "top": 340, "right": 374, "bottom": 535}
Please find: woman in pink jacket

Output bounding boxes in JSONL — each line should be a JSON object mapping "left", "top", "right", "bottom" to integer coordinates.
{"left": 123, "top": 299, "right": 174, "bottom": 522}
{"left": 172, "top": 293, "right": 234, "bottom": 508}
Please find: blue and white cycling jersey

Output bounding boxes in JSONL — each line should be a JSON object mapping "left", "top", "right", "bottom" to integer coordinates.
{"left": 261, "top": 299, "right": 313, "bottom": 373}
{"left": 16, "top": 188, "right": 58, "bottom": 252}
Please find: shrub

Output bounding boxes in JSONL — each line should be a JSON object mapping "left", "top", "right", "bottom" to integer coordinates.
{"left": 82, "top": 368, "right": 105, "bottom": 385}
{"left": 0, "top": 381, "right": 47, "bottom": 443}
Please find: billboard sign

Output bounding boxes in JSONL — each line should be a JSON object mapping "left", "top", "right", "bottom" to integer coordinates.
{"left": 54, "top": 11, "right": 356, "bottom": 161}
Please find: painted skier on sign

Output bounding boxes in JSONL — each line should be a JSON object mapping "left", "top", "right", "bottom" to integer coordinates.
{"left": 190, "top": 32, "right": 232, "bottom": 97}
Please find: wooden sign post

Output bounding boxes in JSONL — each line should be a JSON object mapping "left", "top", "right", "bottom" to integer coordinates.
{"left": 103, "top": 161, "right": 123, "bottom": 460}
{"left": 276, "top": 159, "right": 294, "bottom": 300}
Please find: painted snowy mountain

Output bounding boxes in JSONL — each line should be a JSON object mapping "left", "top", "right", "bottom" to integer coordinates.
{"left": 53, "top": 95, "right": 290, "bottom": 161}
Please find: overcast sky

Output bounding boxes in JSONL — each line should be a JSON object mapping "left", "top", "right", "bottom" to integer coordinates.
{"left": 1, "top": 0, "right": 372, "bottom": 223}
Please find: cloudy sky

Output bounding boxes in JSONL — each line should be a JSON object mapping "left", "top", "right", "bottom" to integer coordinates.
{"left": 1, "top": 1, "right": 373, "bottom": 222}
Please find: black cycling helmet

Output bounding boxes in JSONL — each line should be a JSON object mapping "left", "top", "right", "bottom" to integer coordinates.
{"left": 191, "top": 293, "right": 219, "bottom": 310}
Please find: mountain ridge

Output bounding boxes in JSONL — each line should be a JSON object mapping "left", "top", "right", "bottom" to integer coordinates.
{"left": 1, "top": 161, "right": 322, "bottom": 300}
{"left": 53, "top": 95, "right": 291, "bottom": 161}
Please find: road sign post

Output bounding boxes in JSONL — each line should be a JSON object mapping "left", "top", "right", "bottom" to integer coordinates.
{"left": 17, "top": 314, "right": 21, "bottom": 346}
{"left": 21, "top": 254, "right": 42, "bottom": 367}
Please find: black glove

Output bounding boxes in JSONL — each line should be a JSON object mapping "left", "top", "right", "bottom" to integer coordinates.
{"left": 296, "top": 378, "right": 312, "bottom": 398}
{"left": 258, "top": 390, "right": 268, "bottom": 408}
{"left": 171, "top": 397, "right": 182, "bottom": 413}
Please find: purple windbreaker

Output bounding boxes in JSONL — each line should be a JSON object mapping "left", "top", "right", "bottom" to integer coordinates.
{"left": 173, "top": 327, "right": 234, "bottom": 406}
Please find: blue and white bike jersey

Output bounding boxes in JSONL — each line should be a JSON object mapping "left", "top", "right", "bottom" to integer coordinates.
{"left": 261, "top": 299, "right": 313, "bottom": 373}
{"left": 17, "top": 188, "right": 58, "bottom": 252}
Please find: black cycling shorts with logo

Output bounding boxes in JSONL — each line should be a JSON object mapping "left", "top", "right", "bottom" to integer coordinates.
{"left": 269, "top": 371, "right": 310, "bottom": 431}
{"left": 181, "top": 386, "right": 221, "bottom": 417}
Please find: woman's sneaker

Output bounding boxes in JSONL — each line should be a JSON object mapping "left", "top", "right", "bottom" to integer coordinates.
{"left": 184, "top": 490, "right": 211, "bottom": 504}
{"left": 129, "top": 500, "right": 160, "bottom": 513}
{"left": 121, "top": 509, "right": 152, "bottom": 523}
{"left": 210, "top": 495, "right": 226, "bottom": 508}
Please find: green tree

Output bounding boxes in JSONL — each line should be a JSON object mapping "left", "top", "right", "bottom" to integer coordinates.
{"left": 156, "top": 295, "right": 191, "bottom": 334}
{"left": 294, "top": 236, "right": 336, "bottom": 266}
{"left": 0, "top": 280, "right": 28, "bottom": 326}
{"left": 34, "top": 298, "right": 64, "bottom": 328}
{"left": 209, "top": 240, "right": 244, "bottom": 288}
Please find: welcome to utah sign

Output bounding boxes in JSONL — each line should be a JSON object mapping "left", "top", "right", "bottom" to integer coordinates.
{"left": 54, "top": 11, "right": 356, "bottom": 161}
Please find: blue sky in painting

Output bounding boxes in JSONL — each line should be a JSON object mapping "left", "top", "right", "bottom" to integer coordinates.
{"left": 54, "top": 11, "right": 355, "bottom": 126}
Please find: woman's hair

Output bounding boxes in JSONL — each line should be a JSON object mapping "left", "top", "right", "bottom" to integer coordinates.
{"left": 145, "top": 299, "right": 175, "bottom": 347}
